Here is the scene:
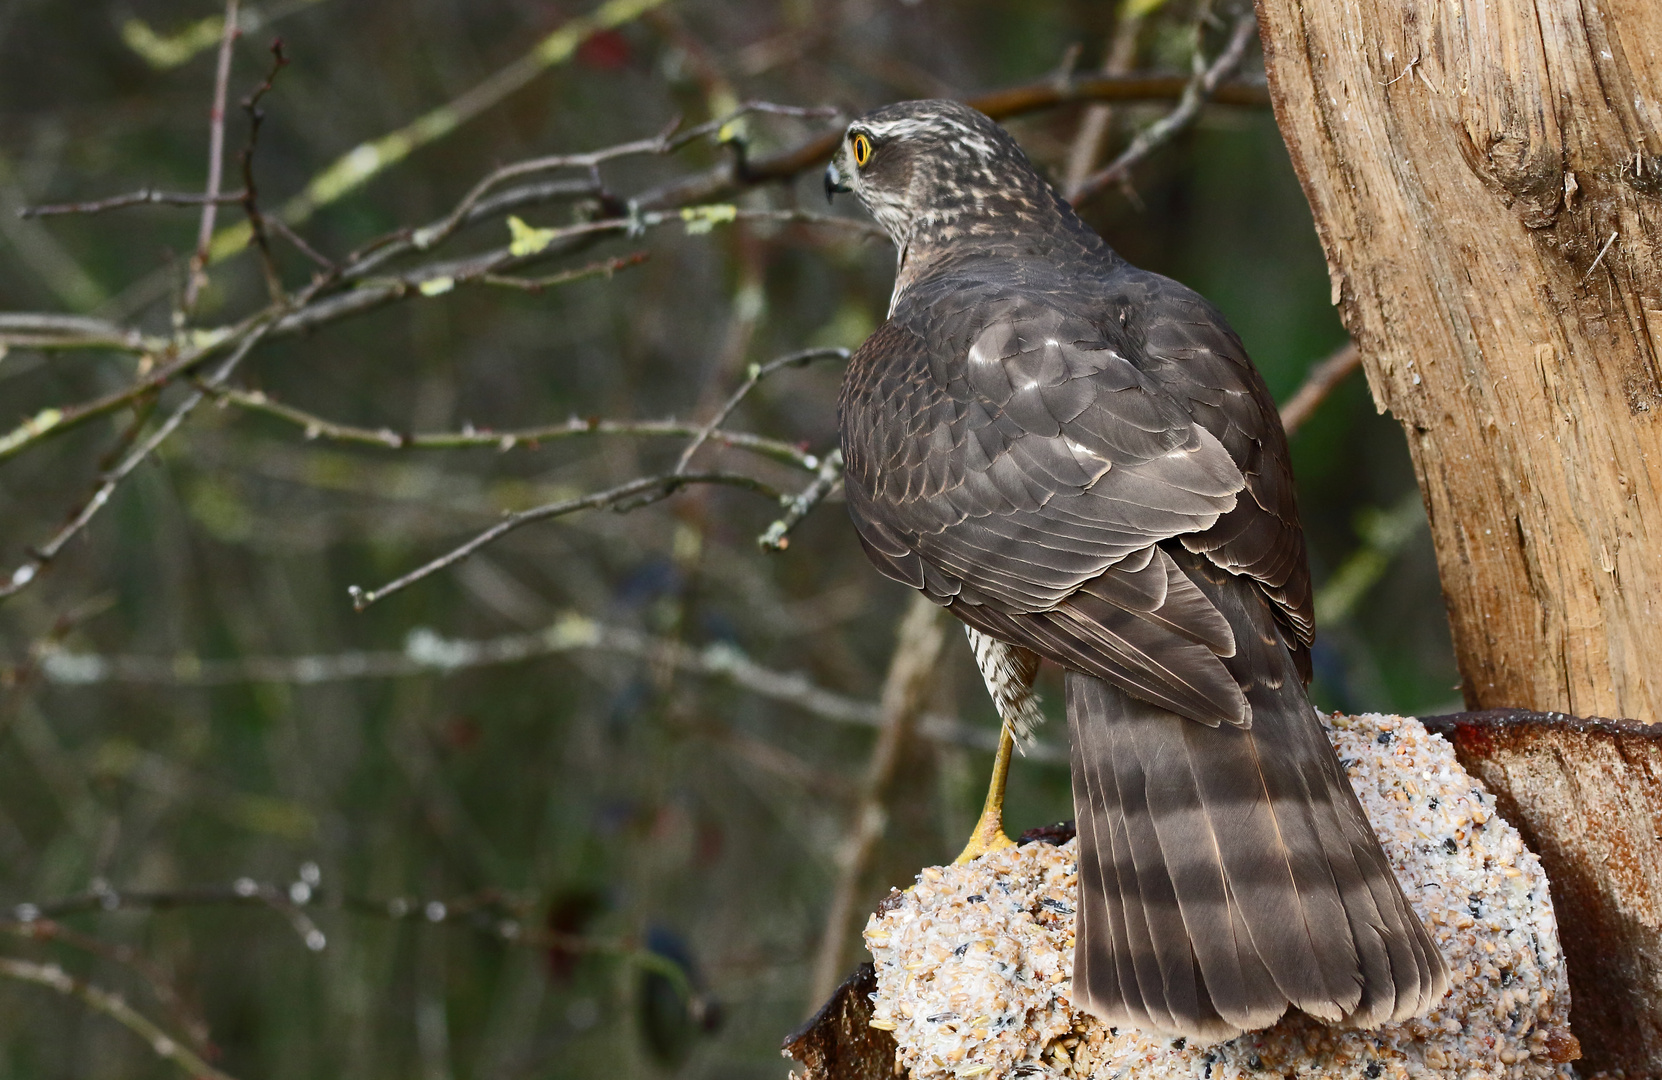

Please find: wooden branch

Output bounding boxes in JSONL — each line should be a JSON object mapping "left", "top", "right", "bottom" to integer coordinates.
{"left": 346, "top": 471, "right": 783, "bottom": 610}
{"left": 1070, "top": 11, "right": 1260, "bottom": 206}
{"left": 1277, "top": 340, "right": 1360, "bottom": 437}
{"left": 205, "top": 0, "right": 675, "bottom": 261}
{"left": 782, "top": 963, "right": 897, "bottom": 1080}
{"left": 184, "top": 0, "right": 240, "bottom": 311}
{"left": 29, "top": 614, "right": 1065, "bottom": 761}
{"left": 1257, "top": 0, "right": 1662, "bottom": 721}
{"left": 0, "top": 313, "right": 166, "bottom": 353}
{"left": 204, "top": 385, "right": 813, "bottom": 465}
{"left": 4, "top": 876, "right": 693, "bottom": 1010}
{"left": 1422, "top": 709, "right": 1662, "bottom": 1074}
{"left": 758, "top": 448, "right": 843, "bottom": 551}
{"left": 674, "top": 347, "right": 849, "bottom": 474}
{"left": 0, "top": 318, "right": 277, "bottom": 600}
{"left": 17, "top": 189, "right": 249, "bottom": 218}
{"left": 0, "top": 958, "right": 238, "bottom": 1080}
{"left": 1060, "top": 8, "right": 1150, "bottom": 201}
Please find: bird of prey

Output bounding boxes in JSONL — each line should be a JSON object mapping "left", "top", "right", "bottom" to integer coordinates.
{"left": 824, "top": 100, "right": 1447, "bottom": 1040}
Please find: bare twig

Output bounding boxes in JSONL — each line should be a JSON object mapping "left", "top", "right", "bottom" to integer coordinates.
{"left": 0, "top": 312, "right": 268, "bottom": 462}
{"left": 3, "top": 919, "right": 211, "bottom": 1052}
{"left": 329, "top": 208, "right": 871, "bottom": 326}
{"left": 1070, "top": 11, "right": 1260, "bottom": 206}
{"left": 759, "top": 449, "right": 843, "bottom": 551}
{"left": 0, "top": 957, "right": 237, "bottom": 1080}
{"left": 406, "top": 131, "right": 673, "bottom": 255}
{"left": 28, "top": 613, "right": 1063, "bottom": 763}
{"left": 1279, "top": 340, "right": 1361, "bottom": 437}
{"left": 0, "top": 208, "right": 859, "bottom": 465}
{"left": 263, "top": 213, "right": 334, "bottom": 270}
{"left": 1, "top": 70, "right": 1238, "bottom": 462}
{"left": 809, "top": 595, "right": 947, "bottom": 1003}
{"left": 0, "top": 313, "right": 166, "bottom": 353}
{"left": 5, "top": 877, "right": 694, "bottom": 1003}
{"left": 403, "top": 101, "right": 838, "bottom": 256}
{"left": 184, "top": 0, "right": 242, "bottom": 311}
{"left": 674, "top": 347, "right": 848, "bottom": 473}
{"left": 237, "top": 38, "right": 292, "bottom": 302}
{"left": 347, "top": 471, "right": 783, "bottom": 611}
{"left": 477, "top": 250, "right": 648, "bottom": 292}
{"left": 200, "top": 385, "right": 814, "bottom": 466}
{"left": 1062, "top": 9, "right": 1149, "bottom": 201}
{"left": 17, "top": 189, "right": 249, "bottom": 218}
{"left": 208, "top": 0, "right": 676, "bottom": 261}
{"left": 0, "top": 318, "right": 277, "bottom": 601}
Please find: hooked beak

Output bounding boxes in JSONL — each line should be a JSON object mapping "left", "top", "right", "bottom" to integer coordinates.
{"left": 824, "top": 160, "right": 852, "bottom": 204}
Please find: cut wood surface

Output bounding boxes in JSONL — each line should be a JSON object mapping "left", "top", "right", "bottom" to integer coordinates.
{"left": 1256, "top": 0, "right": 1662, "bottom": 722}
{"left": 782, "top": 962, "right": 897, "bottom": 1080}
{"left": 1425, "top": 709, "right": 1662, "bottom": 1074}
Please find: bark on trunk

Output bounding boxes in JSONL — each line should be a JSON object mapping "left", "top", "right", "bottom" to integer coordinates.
{"left": 1424, "top": 710, "right": 1662, "bottom": 1073}
{"left": 1255, "top": 0, "right": 1662, "bottom": 722}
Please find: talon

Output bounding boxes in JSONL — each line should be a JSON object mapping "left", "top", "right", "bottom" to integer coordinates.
{"left": 954, "top": 722, "right": 1017, "bottom": 864}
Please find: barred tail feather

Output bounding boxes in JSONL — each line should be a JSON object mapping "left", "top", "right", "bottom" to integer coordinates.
{"left": 1064, "top": 564, "right": 1448, "bottom": 1041}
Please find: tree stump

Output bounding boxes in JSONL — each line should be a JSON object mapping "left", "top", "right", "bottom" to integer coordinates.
{"left": 1426, "top": 709, "right": 1662, "bottom": 1074}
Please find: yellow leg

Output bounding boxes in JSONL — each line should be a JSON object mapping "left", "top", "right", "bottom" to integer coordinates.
{"left": 954, "top": 722, "right": 1018, "bottom": 864}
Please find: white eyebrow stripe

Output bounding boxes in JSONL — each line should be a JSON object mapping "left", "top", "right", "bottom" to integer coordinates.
{"left": 860, "top": 118, "right": 934, "bottom": 139}
{"left": 857, "top": 115, "right": 998, "bottom": 157}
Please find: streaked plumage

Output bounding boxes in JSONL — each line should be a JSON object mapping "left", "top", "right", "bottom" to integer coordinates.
{"left": 827, "top": 100, "right": 1446, "bottom": 1039}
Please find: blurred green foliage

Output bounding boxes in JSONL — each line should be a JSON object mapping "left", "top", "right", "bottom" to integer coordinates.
{"left": 0, "top": 1, "right": 1457, "bottom": 1077}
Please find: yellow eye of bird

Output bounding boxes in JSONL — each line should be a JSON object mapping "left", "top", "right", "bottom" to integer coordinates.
{"left": 852, "top": 133, "right": 872, "bottom": 168}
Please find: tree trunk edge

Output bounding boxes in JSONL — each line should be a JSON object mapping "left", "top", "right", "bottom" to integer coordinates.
{"left": 1254, "top": 0, "right": 1662, "bottom": 724}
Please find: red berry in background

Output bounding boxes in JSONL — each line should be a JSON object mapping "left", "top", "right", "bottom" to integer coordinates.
{"left": 577, "top": 30, "right": 631, "bottom": 70}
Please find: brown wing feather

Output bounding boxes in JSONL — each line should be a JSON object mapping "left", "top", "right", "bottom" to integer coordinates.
{"left": 841, "top": 290, "right": 1254, "bottom": 724}
{"left": 1134, "top": 283, "right": 1315, "bottom": 658}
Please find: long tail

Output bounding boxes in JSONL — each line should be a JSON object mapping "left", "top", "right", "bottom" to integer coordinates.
{"left": 1065, "top": 567, "right": 1447, "bottom": 1039}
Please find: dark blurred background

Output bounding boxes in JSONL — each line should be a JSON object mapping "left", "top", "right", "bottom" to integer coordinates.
{"left": 0, "top": 1, "right": 1456, "bottom": 1076}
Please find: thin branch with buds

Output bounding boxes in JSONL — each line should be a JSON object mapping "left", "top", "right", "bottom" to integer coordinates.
{"left": 17, "top": 189, "right": 251, "bottom": 218}
{"left": 759, "top": 448, "right": 843, "bottom": 551}
{"left": 1070, "top": 11, "right": 1261, "bottom": 206}
{"left": 674, "top": 346, "right": 849, "bottom": 473}
{"left": 2, "top": 918, "right": 211, "bottom": 1052}
{"left": 0, "top": 316, "right": 279, "bottom": 599}
{"left": 4, "top": 874, "right": 701, "bottom": 1008}
{"left": 477, "top": 249, "right": 648, "bottom": 292}
{"left": 202, "top": 384, "right": 813, "bottom": 465}
{"left": 183, "top": 0, "right": 242, "bottom": 311}
{"left": 0, "top": 313, "right": 167, "bottom": 353}
{"left": 0, "top": 957, "right": 237, "bottom": 1080}
{"left": 237, "top": 38, "right": 292, "bottom": 301}
{"left": 347, "top": 471, "right": 783, "bottom": 610}
{"left": 28, "top": 613, "right": 1065, "bottom": 763}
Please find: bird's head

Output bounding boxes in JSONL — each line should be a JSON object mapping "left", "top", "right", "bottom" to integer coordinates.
{"left": 824, "top": 100, "right": 1066, "bottom": 253}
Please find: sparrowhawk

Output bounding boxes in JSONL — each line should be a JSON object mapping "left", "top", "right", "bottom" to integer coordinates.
{"left": 825, "top": 100, "right": 1447, "bottom": 1040}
